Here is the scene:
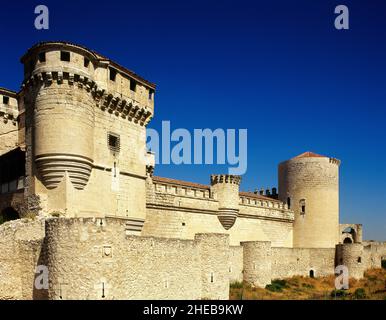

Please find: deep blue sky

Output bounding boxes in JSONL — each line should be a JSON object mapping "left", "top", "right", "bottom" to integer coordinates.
{"left": 0, "top": 0, "right": 385, "bottom": 240}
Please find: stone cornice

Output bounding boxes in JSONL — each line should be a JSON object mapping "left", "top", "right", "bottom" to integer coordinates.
{"left": 22, "top": 71, "right": 153, "bottom": 126}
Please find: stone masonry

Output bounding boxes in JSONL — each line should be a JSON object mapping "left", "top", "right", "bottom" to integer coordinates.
{"left": 0, "top": 42, "right": 385, "bottom": 300}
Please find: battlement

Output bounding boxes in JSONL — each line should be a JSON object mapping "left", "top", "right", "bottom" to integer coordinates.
{"left": 21, "top": 41, "right": 155, "bottom": 120}
{"left": 329, "top": 157, "right": 341, "bottom": 166}
{"left": 210, "top": 174, "right": 241, "bottom": 185}
{"left": 152, "top": 176, "right": 212, "bottom": 200}
{"left": 0, "top": 88, "right": 18, "bottom": 123}
{"left": 240, "top": 193, "right": 290, "bottom": 210}
{"left": 22, "top": 71, "right": 152, "bottom": 126}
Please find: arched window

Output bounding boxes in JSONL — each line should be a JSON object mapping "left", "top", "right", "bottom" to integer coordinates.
{"left": 299, "top": 199, "right": 306, "bottom": 215}
{"left": 309, "top": 270, "right": 314, "bottom": 278}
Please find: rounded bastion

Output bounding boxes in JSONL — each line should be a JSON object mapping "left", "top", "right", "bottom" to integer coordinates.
{"left": 278, "top": 152, "right": 340, "bottom": 248}
{"left": 21, "top": 43, "right": 98, "bottom": 190}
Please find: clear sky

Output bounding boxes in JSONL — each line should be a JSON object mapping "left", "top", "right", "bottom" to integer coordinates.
{"left": 0, "top": 0, "right": 385, "bottom": 240}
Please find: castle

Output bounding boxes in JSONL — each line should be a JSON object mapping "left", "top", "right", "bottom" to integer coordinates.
{"left": 0, "top": 42, "right": 385, "bottom": 300}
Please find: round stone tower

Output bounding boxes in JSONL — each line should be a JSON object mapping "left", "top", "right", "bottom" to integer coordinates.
{"left": 210, "top": 174, "right": 241, "bottom": 230}
{"left": 21, "top": 43, "right": 97, "bottom": 190}
{"left": 278, "top": 152, "right": 340, "bottom": 248}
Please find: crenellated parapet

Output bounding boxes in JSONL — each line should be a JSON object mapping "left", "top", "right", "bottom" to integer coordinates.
{"left": 210, "top": 174, "right": 241, "bottom": 186}
{"left": 0, "top": 88, "right": 18, "bottom": 125}
{"left": 22, "top": 71, "right": 153, "bottom": 126}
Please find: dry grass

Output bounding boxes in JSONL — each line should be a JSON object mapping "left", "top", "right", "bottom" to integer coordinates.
{"left": 230, "top": 268, "right": 386, "bottom": 300}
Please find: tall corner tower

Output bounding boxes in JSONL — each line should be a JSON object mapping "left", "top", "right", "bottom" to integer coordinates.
{"left": 20, "top": 42, "right": 155, "bottom": 230}
{"left": 278, "top": 152, "right": 340, "bottom": 248}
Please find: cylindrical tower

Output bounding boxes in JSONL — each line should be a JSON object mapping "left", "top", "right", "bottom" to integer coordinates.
{"left": 335, "top": 243, "right": 365, "bottom": 279}
{"left": 278, "top": 152, "right": 340, "bottom": 248}
{"left": 21, "top": 43, "right": 97, "bottom": 190}
{"left": 242, "top": 241, "right": 272, "bottom": 287}
{"left": 210, "top": 174, "right": 241, "bottom": 230}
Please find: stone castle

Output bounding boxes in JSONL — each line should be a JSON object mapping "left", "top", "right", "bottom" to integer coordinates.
{"left": 0, "top": 42, "right": 385, "bottom": 300}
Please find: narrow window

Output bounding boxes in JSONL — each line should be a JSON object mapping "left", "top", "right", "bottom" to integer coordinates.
{"left": 60, "top": 51, "right": 70, "bottom": 62}
{"left": 38, "top": 52, "right": 46, "bottom": 62}
{"left": 109, "top": 67, "right": 117, "bottom": 81}
{"left": 101, "top": 282, "right": 105, "bottom": 298}
{"left": 210, "top": 272, "right": 214, "bottom": 283}
{"left": 113, "top": 162, "right": 117, "bottom": 178}
{"left": 309, "top": 270, "right": 314, "bottom": 278}
{"left": 3, "top": 96, "right": 9, "bottom": 105}
{"left": 300, "top": 199, "right": 306, "bottom": 215}
{"left": 130, "top": 79, "right": 136, "bottom": 92}
{"left": 287, "top": 197, "right": 291, "bottom": 209}
{"left": 357, "top": 257, "right": 362, "bottom": 263}
{"left": 149, "top": 88, "right": 154, "bottom": 100}
{"left": 84, "top": 57, "right": 90, "bottom": 68}
{"left": 107, "top": 133, "right": 120, "bottom": 153}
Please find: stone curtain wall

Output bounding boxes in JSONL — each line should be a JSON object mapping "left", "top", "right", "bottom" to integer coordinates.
{"left": 271, "top": 247, "right": 336, "bottom": 279}
{"left": 0, "top": 219, "right": 45, "bottom": 300}
{"left": 42, "top": 218, "right": 230, "bottom": 300}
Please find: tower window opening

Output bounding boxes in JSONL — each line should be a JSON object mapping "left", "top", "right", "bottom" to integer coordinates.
{"left": 84, "top": 57, "right": 90, "bottom": 67}
{"left": 108, "top": 133, "right": 120, "bottom": 153}
{"left": 299, "top": 199, "right": 306, "bottom": 215}
{"left": 60, "top": 51, "right": 70, "bottom": 62}
{"left": 210, "top": 272, "right": 214, "bottom": 283}
{"left": 3, "top": 96, "right": 9, "bottom": 105}
{"left": 149, "top": 89, "right": 154, "bottom": 100}
{"left": 130, "top": 79, "right": 137, "bottom": 92}
{"left": 309, "top": 270, "right": 314, "bottom": 278}
{"left": 287, "top": 197, "right": 291, "bottom": 209}
{"left": 109, "top": 67, "right": 117, "bottom": 81}
{"left": 357, "top": 257, "right": 362, "bottom": 263}
{"left": 38, "top": 52, "right": 46, "bottom": 62}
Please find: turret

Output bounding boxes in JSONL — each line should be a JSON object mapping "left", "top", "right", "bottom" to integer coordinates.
{"left": 20, "top": 42, "right": 155, "bottom": 231}
{"left": 278, "top": 152, "right": 340, "bottom": 248}
{"left": 210, "top": 174, "right": 241, "bottom": 230}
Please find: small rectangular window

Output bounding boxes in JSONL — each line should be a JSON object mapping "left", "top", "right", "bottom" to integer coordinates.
{"left": 84, "top": 57, "right": 90, "bottom": 68}
{"left": 3, "top": 96, "right": 9, "bottom": 105}
{"left": 60, "top": 51, "right": 70, "bottom": 62}
{"left": 38, "top": 52, "right": 46, "bottom": 62}
{"left": 130, "top": 79, "right": 136, "bottom": 92}
{"left": 109, "top": 68, "right": 117, "bottom": 81}
{"left": 148, "top": 89, "right": 154, "bottom": 100}
{"left": 108, "top": 133, "right": 120, "bottom": 152}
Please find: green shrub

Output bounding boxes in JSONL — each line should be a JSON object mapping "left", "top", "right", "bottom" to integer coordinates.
{"left": 330, "top": 289, "right": 348, "bottom": 298}
{"left": 230, "top": 281, "right": 243, "bottom": 289}
{"left": 302, "top": 283, "right": 315, "bottom": 289}
{"left": 353, "top": 288, "right": 367, "bottom": 300}
{"left": 50, "top": 211, "right": 62, "bottom": 217}
{"left": 266, "top": 279, "right": 288, "bottom": 292}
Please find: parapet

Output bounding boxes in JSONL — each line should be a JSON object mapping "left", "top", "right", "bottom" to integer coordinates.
{"left": 0, "top": 88, "right": 18, "bottom": 124}
{"left": 20, "top": 41, "right": 155, "bottom": 126}
{"left": 210, "top": 174, "right": 241, "bottom": 186}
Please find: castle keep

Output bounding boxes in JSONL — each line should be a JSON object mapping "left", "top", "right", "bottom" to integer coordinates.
{"left": 0, "top": 42, "right": 385, "bottom": 300}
